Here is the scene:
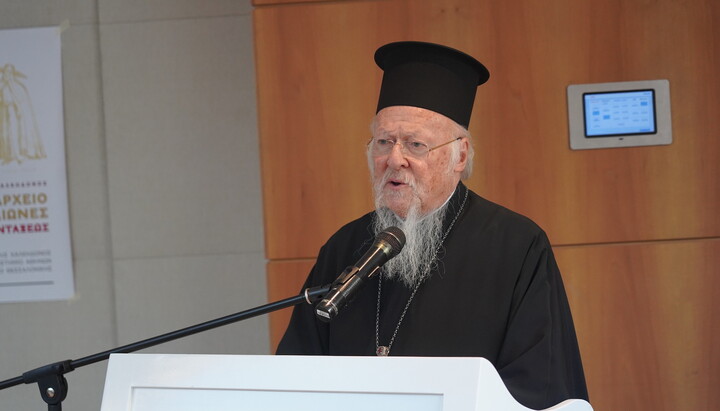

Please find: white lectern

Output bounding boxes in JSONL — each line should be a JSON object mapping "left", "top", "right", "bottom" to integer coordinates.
{"left": 100, "top": 354, "right": 592, "bottom": 411}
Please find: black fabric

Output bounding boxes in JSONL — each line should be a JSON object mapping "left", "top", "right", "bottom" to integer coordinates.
{"left": 277, "top": 183, "right": 588, "bottom": 410}
{"left": 375, "top": 41, "right": 490, "bottom": 128}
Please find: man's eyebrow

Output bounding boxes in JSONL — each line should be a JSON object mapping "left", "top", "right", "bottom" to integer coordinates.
{"left": 374, "top": 128, "right": 424, "bottom": 138}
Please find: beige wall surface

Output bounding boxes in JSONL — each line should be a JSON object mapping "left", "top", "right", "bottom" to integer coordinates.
{"left": 0, "top": 1, "right": 268, "bottom": 410}
{"left": 255, "top": 1, "right": 720, "bottom": 410}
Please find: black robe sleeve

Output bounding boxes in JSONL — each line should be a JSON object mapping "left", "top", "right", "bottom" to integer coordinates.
{"left": 275, "top": 257, "right": 330, "bottom": 355}
{"left": 276, "top": 215, "right": 375, "bottom": 355}
{"left": 494, "top": 230, "right": 588, "bottom": 409}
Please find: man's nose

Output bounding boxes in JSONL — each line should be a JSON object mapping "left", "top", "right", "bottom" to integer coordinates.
{"left": 386, "top": 143, "right": 409, "bottom": 170}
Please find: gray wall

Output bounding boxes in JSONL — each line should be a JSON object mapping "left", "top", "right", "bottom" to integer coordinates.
{"left": 0, "top": 1, "right": 267, "bottom": 410}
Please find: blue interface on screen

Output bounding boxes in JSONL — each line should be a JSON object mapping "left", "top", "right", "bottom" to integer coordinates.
{"left": 583, "top": 89, "right": 656, "bottom": 137}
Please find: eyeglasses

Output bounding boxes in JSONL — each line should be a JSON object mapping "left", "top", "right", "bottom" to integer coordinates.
{"left": 368, "top": 136, "right": 463, "bottom": 157}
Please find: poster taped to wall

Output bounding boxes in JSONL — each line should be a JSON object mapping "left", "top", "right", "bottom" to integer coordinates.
{"left": 0, "top": 26, "right": 74, "bottom": 303}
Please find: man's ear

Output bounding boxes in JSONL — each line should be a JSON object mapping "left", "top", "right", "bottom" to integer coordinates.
{"left": 453, "top": 138, "right": 469, "bottom": 173}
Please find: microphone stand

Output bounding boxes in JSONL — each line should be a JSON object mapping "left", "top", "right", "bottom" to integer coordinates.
{"left": 0, "top": 284, "right": 330, "bottom": 411}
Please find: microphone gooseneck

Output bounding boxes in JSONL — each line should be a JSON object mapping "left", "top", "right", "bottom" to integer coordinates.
{"left": 314, "top": 227, "right": 405, "bottom": 322}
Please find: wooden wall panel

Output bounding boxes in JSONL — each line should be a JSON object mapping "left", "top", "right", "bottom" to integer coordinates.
{"left": 255, "top": 0, "right": 720, "bottom": 261}
{"left": 556, "top": 240, "right": 720, "bottom": 411}
{"left": 254, "top": 0, "right": 720, "bottom": 410}
{"left": 253, "top": 0, "right": 335, "bottom": 7}
{"left": 254, "top": 3, "right": 378, "bottom": 260}
{"left": 266, "top": 240, "right": 720, "bottom": 410}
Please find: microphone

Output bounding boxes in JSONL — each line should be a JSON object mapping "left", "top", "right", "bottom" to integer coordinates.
{"left": 315, "top": 227, "right": 405, "bottom": 322}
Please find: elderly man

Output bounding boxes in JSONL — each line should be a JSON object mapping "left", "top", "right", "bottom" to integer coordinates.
{"left": 277, "top": 42, "right": 588, "bottom": 410}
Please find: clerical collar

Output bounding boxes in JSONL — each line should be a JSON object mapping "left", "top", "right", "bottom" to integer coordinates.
{"left": 437, "top": 187, "right": 457, "bottom": 210}
{"left": 420, "top": 184, "right": 459, "bottom": 220}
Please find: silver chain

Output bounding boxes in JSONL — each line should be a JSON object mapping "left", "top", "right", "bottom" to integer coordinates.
{"left": 375, "top": 186, "right": 468, "bottom": 356}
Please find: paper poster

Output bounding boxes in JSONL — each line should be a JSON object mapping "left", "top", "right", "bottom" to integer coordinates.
{"left": 0, "top": 26, "right": 74, "bottom": 302}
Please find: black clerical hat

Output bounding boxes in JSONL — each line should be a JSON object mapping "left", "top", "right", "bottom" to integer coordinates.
{"left": 374, "top": 41, "right": 489, "bottom": 128}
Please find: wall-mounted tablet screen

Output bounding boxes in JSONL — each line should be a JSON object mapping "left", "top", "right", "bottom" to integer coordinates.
{"left": 567, "top": 79, "right": 671, "bottom": 150}
{"left": 583, "top": 89, "right": 656, "bottom": 137}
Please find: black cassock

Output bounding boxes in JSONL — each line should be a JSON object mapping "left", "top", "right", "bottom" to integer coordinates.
{"left": 277, "top": 183, "right": 588, "bottom": 410}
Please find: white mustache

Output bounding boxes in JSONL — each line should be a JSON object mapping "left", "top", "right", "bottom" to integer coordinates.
{"left": 378, "top": 169, "right": 415, "bottom": 188}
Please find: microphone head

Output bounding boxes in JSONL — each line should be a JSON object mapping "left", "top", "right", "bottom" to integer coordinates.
{"left": 314, "top": 226, "right": 406, "bottom": 323}
{"left": 376, "top": 226, "right": 406, "bottom": 258}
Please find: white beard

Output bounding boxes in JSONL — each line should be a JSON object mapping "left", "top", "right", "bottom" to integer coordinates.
{"left": 372, "top": 199, "right": 447, "bottom": 289}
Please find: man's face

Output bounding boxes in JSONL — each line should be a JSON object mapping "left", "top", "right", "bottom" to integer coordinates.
{"left": 370, "top": 106, "right": 467, "bottom": 218}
